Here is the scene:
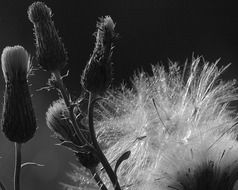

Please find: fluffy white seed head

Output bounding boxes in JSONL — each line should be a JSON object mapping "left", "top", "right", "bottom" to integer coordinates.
{"left": 95, "top": 57, "right": 238, "bottom": 189}
{"left": 1, "top": 45, "right": 30, "bottom": 82}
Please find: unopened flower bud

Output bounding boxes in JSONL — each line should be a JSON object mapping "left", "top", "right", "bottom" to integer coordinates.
{"left": 95, "top": 16, "right": 117, "bottom": 50}
{"left": 46, "top": 99, "right": 75, "bottom": 141}
{"left": 28, "top": 1, "right": 67, "bottom": 72}
{"left": 1, "top": 46, "right": 37, "bottom": 143}
{"left": 47, "top": 99, "right": 100, "bottom": 168}
{"left": 75, "top": 151, "right": 99, "bottom": 169}
{"left": 81, "top": 16, "right": 117, "bottom": 94}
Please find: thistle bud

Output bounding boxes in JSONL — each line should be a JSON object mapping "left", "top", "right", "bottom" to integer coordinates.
{"left": 28, "top": 1, "right": 67, "bottom": 72}
{"left": 46, "top": 99, "right": 100, "bottom": 168}
{"left": 81, "top": 16, "right": 117, "bottom": 94}
{"left": 1, "top": 46, "right": 37, "bottom": 143}
{"left": 75, "top": 151, "right": 99, "bottom": 169}
{"left": 46, "top": 99, "right": 75, "bottom": 141}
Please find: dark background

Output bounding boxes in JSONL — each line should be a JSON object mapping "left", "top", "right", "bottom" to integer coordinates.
{"left": 0, "top": 1, "right": 237, "bottom": 190}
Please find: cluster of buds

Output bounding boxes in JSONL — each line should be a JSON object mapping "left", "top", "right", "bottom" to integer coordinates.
{"left": 1, "top": 46, "right": 37, "bottom": 143}
{"left": 81, "top": 16, "right": 118, "bottom": 95}
{"left": 28, "top": 1, "right": 68, "bottom": 72}
{"left": 27, "top": 2, "right": 121, "bottom": 189}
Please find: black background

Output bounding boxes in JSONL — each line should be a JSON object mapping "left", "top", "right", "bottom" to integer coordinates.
{"left": 0, "top": 1, "right": 237, "bottom": 190}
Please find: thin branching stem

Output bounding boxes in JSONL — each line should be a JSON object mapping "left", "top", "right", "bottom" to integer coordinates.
{"left": 53, "top": 70, "right": 90, "bottom": 146}
{"left": 14, "top": 143, "right": 22, "bottom": 190}
{"left": 89, "top": 167, "right": 108, "bottom": 190}
{"left": 88, "top": 92, "right": 121, "bottom": 190}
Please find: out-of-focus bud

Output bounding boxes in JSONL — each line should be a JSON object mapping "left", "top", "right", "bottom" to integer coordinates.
{"left": 28, "top": 1, "right": 67, "bottom": 72}
{"left": 81, "top": 16, "right": 118, "bottom": 94}
{"left": 1, "top": 46, "right": 37, "bottom": 143}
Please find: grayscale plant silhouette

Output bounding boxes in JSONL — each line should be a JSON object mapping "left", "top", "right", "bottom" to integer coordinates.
{"left": 1, "top": 2, "right": 238, "bottom": 190}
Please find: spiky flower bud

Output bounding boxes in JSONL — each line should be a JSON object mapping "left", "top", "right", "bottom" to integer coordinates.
{"left": 81, "top": 16, "right": 117, "bottom": 94}
{"left": 28, "top": 1, "right": 67, "bottom": 72}
{"left": 46, "top": 99, "right": 74, "bottom": 141}
{"left": 1, "top": 46, "right": 37, "bottom": 143}
{"left": 46, "top": 99, "right": 99, "bottom": 168}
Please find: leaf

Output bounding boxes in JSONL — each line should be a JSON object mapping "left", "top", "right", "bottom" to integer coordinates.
{"left": 114, "top": 151, "right": 131, "bottom": 174}
{"left": 21, "top": 162, "right": 44, "bottom": 168}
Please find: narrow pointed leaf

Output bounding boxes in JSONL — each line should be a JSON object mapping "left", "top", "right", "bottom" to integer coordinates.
{"left": 21, "top": 162, "right": 44, "bottom": 168}
{"left": 114, "top": 151, "right": 131, "bottom": 174}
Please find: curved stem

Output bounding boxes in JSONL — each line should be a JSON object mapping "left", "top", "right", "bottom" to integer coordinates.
{"left": 53, "top": 71, "right": 90, "bottom": 146}
{"left": 89, "top": 167, "right": 107, "bottom": 190}
{"left": 88, "top": 93, "right": 121, "bottom": 190}
{"left": 14, "top": 143, "right": 22, "bottom": 190}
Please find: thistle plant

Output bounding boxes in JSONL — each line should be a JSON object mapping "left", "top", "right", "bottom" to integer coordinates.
{"left": 28, "top": 1, "right": 68, "bottom": 73}
{"left": 80, "top": 14, "right": 121, "bottom": 190}
{"left": 1, "top": 46, "right": 37, "bottom": 190}
{"left": 28, "top": 1, "right": 122, "bottom": 190}
{"left": 81, "top": 16, "right": 117, "bottom": 95}
{"left": 46, "top": 99, "right": 105, "bottom": 188}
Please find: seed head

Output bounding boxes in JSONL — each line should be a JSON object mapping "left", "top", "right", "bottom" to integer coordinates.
{"left": 28, "top": 1, "right": 68, "bottom": 72}
{"left": 1, "top": 46, "right": 37, "bottom": 143}
{"left": 94, "top": 57, "right": 238, "bottom": 189}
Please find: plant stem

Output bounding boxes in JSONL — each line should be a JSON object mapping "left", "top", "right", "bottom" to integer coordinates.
{"left": 53, "top": 71, "right": 90, "bottom": 146}
{"left": 88, "top": 93, "right": 121, "bottom": 190}
{"left": 14, "top": 143, "right": 22, "bottom": 190}
{"left": 89, "top": 167, "right": 107, "bottom": 190}
{"left": 0, "top": 181, "right": 6, "bottom": 190}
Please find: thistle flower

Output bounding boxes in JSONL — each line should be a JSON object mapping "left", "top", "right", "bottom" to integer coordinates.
{"left": 28, "top": 1, "right": 67, "bottom": 72}
{"left": 46, "top": 99, "right": 100, "bottom": 169}
{"left": 81, "top": 16, "right": 117, "bottom": 94}
{"left": 73, "top": 57, "right": 238, "bottom": 189}
{"left": 1, "top": 46, "right": 37, "bottom": 143}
